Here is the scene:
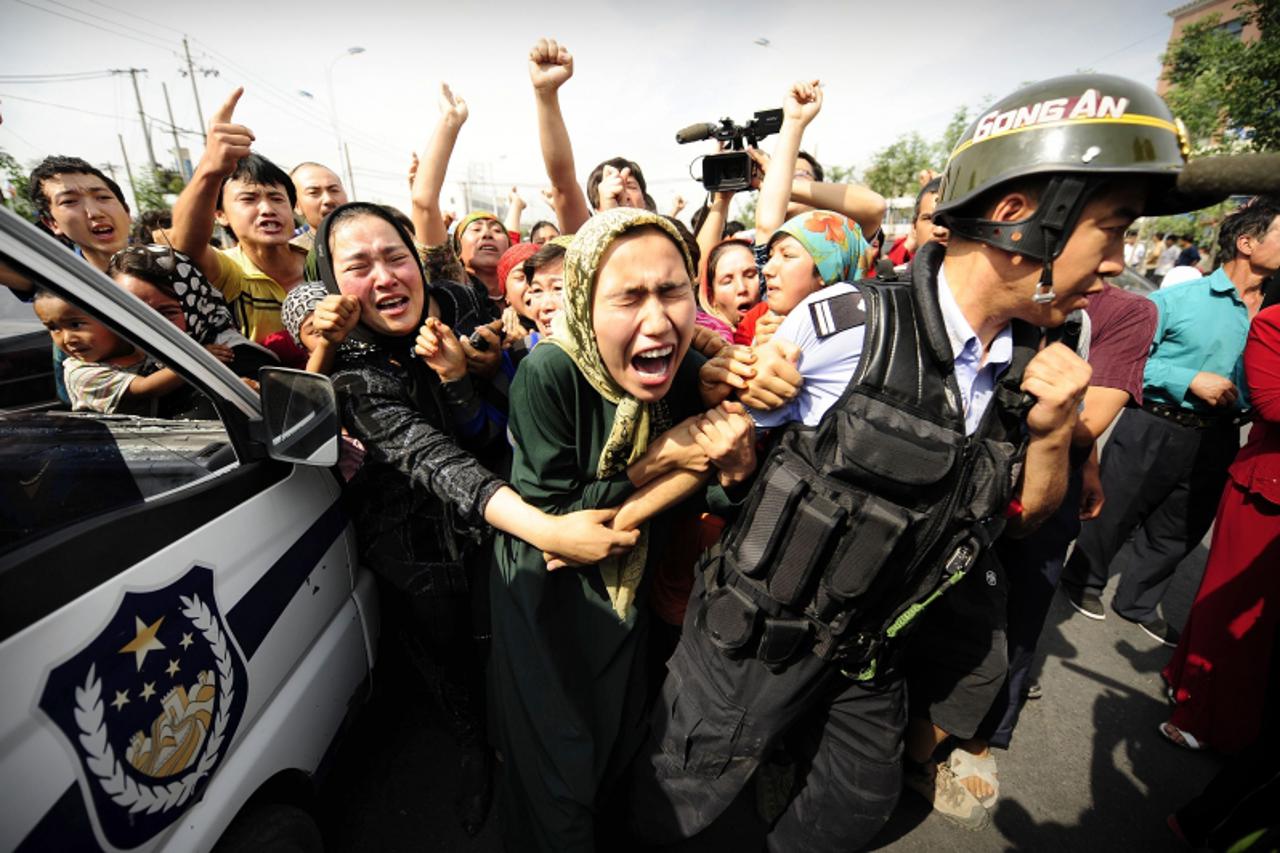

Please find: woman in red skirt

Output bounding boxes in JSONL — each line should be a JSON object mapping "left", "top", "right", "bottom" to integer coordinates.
{"left": 1161, "top": 303, "right": 1280, "bottom": 752}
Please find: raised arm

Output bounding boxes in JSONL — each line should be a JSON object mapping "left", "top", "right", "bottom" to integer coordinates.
{"left": 503, "top": 186, "right": 526, "bottom": 238}
{"left": 171, "top": 87, "right": 252, "bottom": 283}
{"left": 753, "top": 79, "right": 821, "bottom": 245}
{"left": 528, "top": 37, "right": 591, "bottom": 232}
{"left": 695, "top": 191, "right": 734, "bottom": 283}
{"left": 410, "top": 83, "right": 468, "bottom": 248}
{"left": 788, "top": 180, "right": 886, "bottom": 239}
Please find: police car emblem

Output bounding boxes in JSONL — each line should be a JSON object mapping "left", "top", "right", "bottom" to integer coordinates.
{"left": 37, "top": 565, "right": 247, "bottom": 849}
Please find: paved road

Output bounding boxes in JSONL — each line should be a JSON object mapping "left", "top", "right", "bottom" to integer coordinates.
{"left": 319, "top": 538, "right": 1217, "bottom": 853}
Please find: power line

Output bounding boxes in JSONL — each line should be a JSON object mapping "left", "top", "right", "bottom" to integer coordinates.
{"left": 85, "top": 0, "right": 186, "bottom": 40}
{"left": 0, "top": 70, "right": 115, "bottom": 83}
{"left": 0, "top": 92, "right": 200, "bottom": 135}
{"left": 13, "top": 0, "right": 176, "bottom": 54}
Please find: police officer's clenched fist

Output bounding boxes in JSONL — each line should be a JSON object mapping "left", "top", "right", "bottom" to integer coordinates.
{"left": 1021, "top": 342, "right": 1092, "bottom": 438}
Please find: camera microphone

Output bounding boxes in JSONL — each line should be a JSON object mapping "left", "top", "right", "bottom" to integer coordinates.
{"left": 675, "top": 122, "right": 718, "bottom": 145}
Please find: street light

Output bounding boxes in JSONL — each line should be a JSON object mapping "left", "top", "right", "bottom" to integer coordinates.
{"left": 326, "top": 46, "right": 365, "bottom": 199}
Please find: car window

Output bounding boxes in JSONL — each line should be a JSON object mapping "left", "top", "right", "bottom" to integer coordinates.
{"left": 0, "top": 281, "right": 239, "bottom": 557}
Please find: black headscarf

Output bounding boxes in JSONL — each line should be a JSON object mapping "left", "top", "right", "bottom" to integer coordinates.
{"left": 315, "top": 201, "right": 431, "bottom": 359}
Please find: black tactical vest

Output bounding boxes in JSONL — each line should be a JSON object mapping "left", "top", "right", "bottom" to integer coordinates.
{"left": 698, "top": 242, "right": 1042, "bottom": 677}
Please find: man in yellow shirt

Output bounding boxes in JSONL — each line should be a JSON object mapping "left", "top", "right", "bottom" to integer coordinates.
{"left": 171, "top": 88, "right": 305, "bottom": 343}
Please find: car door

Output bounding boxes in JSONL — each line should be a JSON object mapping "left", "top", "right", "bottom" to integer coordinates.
{"left": 0, "top": 208, "right": 368, "bottom": 852}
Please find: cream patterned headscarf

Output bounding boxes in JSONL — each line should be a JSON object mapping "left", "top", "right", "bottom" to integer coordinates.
{"left": 545, "top": 208, "right": 695, "bottom": 619}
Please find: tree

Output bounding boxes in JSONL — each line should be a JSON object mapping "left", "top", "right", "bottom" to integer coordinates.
{"left": 0, "top": 148, "right": 35, "bottom": 220}
{"left": 862, "top": 132, "right": 935, "bottom": 199}
{"left": 861, "top": 106, "right": 973, "bottom": 199}
{"left": 132, "top": 167, "right": 185, "bottom": 214}
{"left": 1162, "top": 0, "right": 1280, "bottom": 153}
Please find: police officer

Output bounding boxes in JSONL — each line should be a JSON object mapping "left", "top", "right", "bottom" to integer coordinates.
{"left": 628, "top": 74, "right": 1200, "bottom": 851}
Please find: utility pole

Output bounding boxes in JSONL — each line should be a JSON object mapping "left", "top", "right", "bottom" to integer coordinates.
{"left": 344, "top": 142, "right": 356, "bottom": 199}
{"left": 161, "top": 83, "right": 188, "bottom": 183}
{"left": 182, "top": 37, "right": 207, "bottom": 142}
{"left": 117, "top": 134, "right": 138, "bottom": 210}
{"left": 111, "top": 68, "right": 158, "bottom": 173}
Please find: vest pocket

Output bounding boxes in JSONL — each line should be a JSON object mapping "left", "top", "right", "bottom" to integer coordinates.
{"left": 726, "top": 456, "right": 809, "bottom": 578}
{"left": 765, "top": 491, "right": 846, "bottom": 606}
{"left": 955, "top": 439, "right": 1018, "bottom": 522}
{"left": 822, "top": 495, "right": 916, "bottom": 600}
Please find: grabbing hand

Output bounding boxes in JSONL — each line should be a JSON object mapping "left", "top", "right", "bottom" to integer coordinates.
{"left": 740, "top": 338, "right": 802, "bottom": 410}
{"left": 783, "top": 79, "right": 822, "bottom": 126}
{"left": 653, "top": 414, "right": 711, "bottom": 474}
{"left": 460, "top": 319, "right": 505, "bottom": 379}
{"left": 753, "top": 309, "right": 784, "bottom": 345}
{"left": 693, "top": 401, "right": 757, "bottom": 486}
{"left": 507, "top": 186, "right": 525, "bottom": 212}
{"left": 540, "top": 507, "right": 639, "bottom": 570}
{"left": 311, "top": 294, "right": 361, "bottom": 344}
{"left": 529, "top": 37, "right": 574, "bottom": 93}
{"left": 1188, "top": 371, "right": 1238, "bottom": 408}
{"left": 670, "top": 195, "right": 686, "bottom": 217}
{"left": 1022, "top": 342, "right": 1092, "bottom": 438}
{"left": 699, "top": 344, "right": 757, "bottom": 407}
{"left": 414, "top": 317, "right": 467, "bottom": 382}
{"left": 438, "top": 82, "right": 469, "bottom": 127}
{"left": 691, "top": 324, "right": 729, "bottom": 359}
{"left": 541, "top": 187, "right": 556, "bottom": 206}
{"left": 203, "top": 88, "right": 254, "bottom": 178}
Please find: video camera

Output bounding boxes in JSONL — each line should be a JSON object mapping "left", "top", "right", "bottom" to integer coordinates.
{"left": 676, "top": 108, "right": 784, "bottom": 193}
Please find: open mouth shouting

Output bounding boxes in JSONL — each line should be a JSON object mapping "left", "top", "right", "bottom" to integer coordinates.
{"left": 375, "top": 292, "right": 412, "bottom": 319}
{"left": 88, "top": 221, "right": 117, "bottom": 243}
{"left": 256, "top": 218, "right": 285, "bottom": 237}
{"left": 630, "top": 343, "right": 675, "bottom": 386}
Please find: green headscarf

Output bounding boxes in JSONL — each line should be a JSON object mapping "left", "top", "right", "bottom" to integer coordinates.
{"left": 545, "top": 208, "right": 694, "bottom": 618}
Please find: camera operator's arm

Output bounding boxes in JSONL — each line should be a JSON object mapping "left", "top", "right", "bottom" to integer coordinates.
{"left": 789, "top": 179, "right": 885, "bottom": 240}
{"left": 695, "top": 191, "right": 734, "bottom": 282}
{"left": 529, "top": 37, "right": 591, "bottom": 233}
{"left": 411, "top": 83, "right": 467, "bottom": 248}
{"left": 753, "top": 80, "right": 821, "bottom": 246}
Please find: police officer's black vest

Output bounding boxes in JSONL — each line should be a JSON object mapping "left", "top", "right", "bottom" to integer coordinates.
{"left": 700, "top": 242, "right": 1042, "bottom": 676}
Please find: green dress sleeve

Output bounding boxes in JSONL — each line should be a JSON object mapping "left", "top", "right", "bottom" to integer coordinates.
{"left": 507, "top": 344, "right": 636, "bottom": 513}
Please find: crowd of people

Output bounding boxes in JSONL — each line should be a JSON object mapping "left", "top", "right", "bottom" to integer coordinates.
{"left": 9, "top": 37, "right": 1280, "bottom": 852}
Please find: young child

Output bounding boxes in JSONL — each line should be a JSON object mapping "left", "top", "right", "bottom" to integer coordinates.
{"left": 32, "top": 288, "right": 230, "bottom": 415}
{"left": 280, "top": 282, "right": 340, "bottom": 373}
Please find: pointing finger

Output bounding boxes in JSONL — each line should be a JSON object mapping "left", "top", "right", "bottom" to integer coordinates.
{"left": 211, "top": 87, "right": 243, "bottom": 125}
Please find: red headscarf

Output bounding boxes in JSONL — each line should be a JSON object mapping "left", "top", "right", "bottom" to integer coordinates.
{"left": 496, "top": 241, "right": 540, "bottom": 296}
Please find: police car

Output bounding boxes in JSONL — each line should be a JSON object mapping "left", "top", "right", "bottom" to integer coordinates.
{"left": 0, "top": 205, "right": 379, "bottom": 852}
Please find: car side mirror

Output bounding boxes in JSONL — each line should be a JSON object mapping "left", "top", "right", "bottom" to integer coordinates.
{"left": 258, "top": 367, "right": 340, "bottom": 467}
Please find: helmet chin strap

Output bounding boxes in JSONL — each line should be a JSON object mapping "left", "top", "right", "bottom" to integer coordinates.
{"left": 937, "top": 175, "right": 1096, "bottom": 306}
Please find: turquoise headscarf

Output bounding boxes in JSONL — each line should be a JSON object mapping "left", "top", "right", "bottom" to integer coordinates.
{"left": 769, "top": 209, "right": 871, "bottom": 285}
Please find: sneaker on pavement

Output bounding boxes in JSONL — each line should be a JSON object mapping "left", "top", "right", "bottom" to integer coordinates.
{"left": 904, "top": 760, "right": 990, "bottom": 831}
{"left": 1063, "top": 585, "right": 1105, "bottom": 620}
{"left": 1023, "top": 681, "right": 1043, "bottom": 701}
{"left": 1137, "top": 616, "right": 1180, "bottom": 647}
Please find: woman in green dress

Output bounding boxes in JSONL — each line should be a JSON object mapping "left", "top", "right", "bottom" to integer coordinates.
{"left": 490, "top": 208, "right": 757, "bottom": 852}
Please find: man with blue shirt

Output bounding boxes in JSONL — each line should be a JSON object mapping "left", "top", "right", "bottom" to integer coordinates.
{"left": 1063, "top": 200, "right": 1280, "bottom": 645}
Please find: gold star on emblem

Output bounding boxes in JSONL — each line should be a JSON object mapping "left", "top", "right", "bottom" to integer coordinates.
{"left": 118, "top": 616, "right": 166, "bottom": 672}
{"left": 166, "top": 659, "right": 180, "bottom": 677}
{"left": 110, "top": 690, "right": 129, "bottom": 711}
{"left": 140, "top": 681, "right": 156, "bottom": 701}
{"left": 179, "top": 632, "right": 194, "bottom": 650}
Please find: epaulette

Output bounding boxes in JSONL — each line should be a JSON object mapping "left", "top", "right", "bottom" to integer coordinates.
{"left": 809, "top": 288, "right": 867, "bottom": 340}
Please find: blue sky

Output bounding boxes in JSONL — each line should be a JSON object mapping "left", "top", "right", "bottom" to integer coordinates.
{"left": 1, "top": 0, "right": 1182, "bottom": 222}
